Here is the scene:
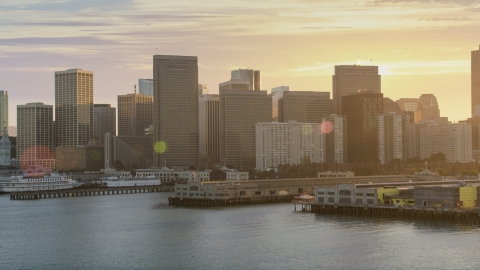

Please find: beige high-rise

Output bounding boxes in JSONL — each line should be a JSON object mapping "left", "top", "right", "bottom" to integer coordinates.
{"left": 17, "top": 102, "right": 55, "bottom": 169}
{"left": 118, "top": 93, "right": 153, "bottom": 137}
{"left": 472, "top": 45, "right": 480, "bottom": 114}
{"left": 333, "top": 65, "right": 381, "bottom": 114}
{"left": 55, "top": 68, "right": 93, "bottom": 147}
{"left": 220, "top": 90, "right": 271, "bottom": 170}
{"left": 416, "top": 94, "right": 440, "bottom": 122}
{"left": 153, "top": 55, "right": 198, "bottom": 169}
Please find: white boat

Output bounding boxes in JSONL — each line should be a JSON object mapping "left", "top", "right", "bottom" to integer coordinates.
{"left": 100, "top": 175, "right": 161, "bottom": 187}
{"left": 0, "top": 173, "right": 75, "bottom": 193}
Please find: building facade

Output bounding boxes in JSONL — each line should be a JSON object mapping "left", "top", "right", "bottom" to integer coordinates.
{"left": 17, "top": 102, "right": 54, "bottom": 170}
{"left": 255, "top": 121, "right": 326, "bottom": 171}
{"left": 396, "top": 98, "right": 419, "bottom": 122}
{"left": 153, "top": 55, "right": 199, "bottom": 169}
{"left": 378, "top": 112, "right": 409, "bottom": 164}
{"left": 220, "top": 90, "right": 271, "bottom": 170}
{"left": 55, "top": 68, "right": 94, "bottom": 147}
{"left": 198, "top": 84, "right": 208, "bottom": 96}
{"left": 333, "top": 65, "right": 381, "bottom": 114}
{"left": 118, "top": 93, "right": 153, "bottom": 137}
{"left": 342, "top": 92, "right": 383, "bottom": 163}
{"left": 472, "top": 45, "right": 480, "bottom": 115}
{"left": 219, "top": 69, "right": 261, "bottom": 91}
{"left": 0, "top": 127, "right": 10, "bottom": 166}
{"left": 0, "top": 91, "right": 8, "bottom": 130}
{"left": 199, "top": 94, "right": 219, "bottom": 165}
{"left": 93, "top": 104, "right": 116, "bottom": 145}
{"left": 416, "top": 94, "right": 440, "bottom": 122}
{"left": 138, "top": 79, "right": 153, "bottom": 96}
{"left": 278, "top": 91, "right": 332, "bottom": 123}
{"left": 271, "top": 86, "right": 289, "bottom": 121}
{"left": 324, "top": 114, "right": 347, "bottom": 164}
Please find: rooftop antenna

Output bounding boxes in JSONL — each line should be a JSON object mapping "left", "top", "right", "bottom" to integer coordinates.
{"left": 134, "top": 85, "right": 137, "bottom": 94}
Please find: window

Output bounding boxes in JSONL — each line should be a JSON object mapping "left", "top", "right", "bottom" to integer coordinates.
{"left": 339, "top": 190, "right": 351, "bottom": 196}
{"left": 355, "top": 193, "right": 363, "bottom": 197}
{"left": 318, "top": 191, "right": 325, "bottom": 195}
{"left": 356, "top": 198, "right": 363, "bottom": 205}
{"left": 339, "top": 198, "right": 351, "bottom": 204}
{"left": 328, "top": 197, "right": 334, "bottom": 203}
{"left": 367, "top": 199, "right": 374, "bottom": 205}
{"left": 367, "top": 193, "right": 374, "bottom": 197}
{"left": 328, "top": 192, "right": 335, "bottom": 195}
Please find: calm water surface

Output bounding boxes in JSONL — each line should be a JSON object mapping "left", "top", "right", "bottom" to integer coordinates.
{"left": 1, "top": 192, "right": 480, "bottom": 269}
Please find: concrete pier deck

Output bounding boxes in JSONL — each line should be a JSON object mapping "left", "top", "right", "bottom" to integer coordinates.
{"left": 10, "top": 186, "right": 174, "bottom": 200}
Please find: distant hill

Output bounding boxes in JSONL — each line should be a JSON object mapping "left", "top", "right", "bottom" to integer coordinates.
{"left": 8, "top": 126, "right": 16, "bottom": 137}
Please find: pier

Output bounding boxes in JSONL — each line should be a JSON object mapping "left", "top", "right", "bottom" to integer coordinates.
{"left": 293, "top": 202, "right": 480, "bottom": 223}
{"left": 10, "top": 186, "right": 174, "bottom": 200}
{"left": 169, "top": 195, "right": 295, "bottom": 207}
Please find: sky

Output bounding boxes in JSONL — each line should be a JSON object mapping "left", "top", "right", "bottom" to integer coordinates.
{"left": 0, "top": 0, "right": 479, "bottom": 126}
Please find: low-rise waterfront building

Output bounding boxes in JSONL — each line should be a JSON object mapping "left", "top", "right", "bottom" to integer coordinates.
{"left": 226, "top": 171, "right": 249, "bottom": 181}
{"left": 414, "top": 185, "right": 477, "bottom": 208}
{"left": 315, "top": 184, "right": 377, "bottom": 205}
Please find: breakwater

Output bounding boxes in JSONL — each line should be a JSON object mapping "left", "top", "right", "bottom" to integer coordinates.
{"left": 10, "top": 185, "right": 174, "bottom": 200}
{"left": 297, "top": 203, "right": 480, "bottom": 224}
{"left": 168, "top": 195, "right": 295, "bottom": 207}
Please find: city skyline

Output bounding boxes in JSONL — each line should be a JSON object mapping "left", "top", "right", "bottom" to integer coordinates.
{"left": 1, "top": 0, "right": 479, "bottom": 125}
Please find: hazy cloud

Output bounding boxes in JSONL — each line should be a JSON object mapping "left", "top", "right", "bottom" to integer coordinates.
{"left": 0, "top": 36, "right": 118, "bottom": 46}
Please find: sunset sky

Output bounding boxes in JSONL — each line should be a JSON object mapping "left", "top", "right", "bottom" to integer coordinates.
{"left": 0, "top": 0, "right": 479, "bottom": 126}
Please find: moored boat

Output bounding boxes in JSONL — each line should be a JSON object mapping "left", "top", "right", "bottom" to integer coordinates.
{"left": 0, "top": 173, "right": 76, "bottom": 193}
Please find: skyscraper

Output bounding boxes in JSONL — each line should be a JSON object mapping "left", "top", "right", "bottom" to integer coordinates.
{"left": 118, "top": 93, "right": 153, "bottom": 137}
{"left": 220, "top": 90, "right": 271, "bottom": 170}
{"left": 153, "top": 55, "right": 198, "bottom": 169}
{"left": 55, "top": 68, "right": 94, "bottom": 147}
{"left": 342, "top": 91, "right": 383, "bottom": 163}
{"left": 416, "top": 94, "right": 440, "bottom": 122}
{"left": 138, "top": 79, "right": 153, "bottom": 96}
{"left": 271, "top": 86, "right": 289, "bottom": 120}
{"left": 324, "top": 114, "right": 347, "bottom": 164}
{"left": 219, "top": 69, "right": 261, "bottom": 91}
{"left": 198, "top": 84, "right": 208, "bottom": 96}
{"left": 0, "top": 91, "right": 8, "bottom": 131}
{"left": 93, "top": 104, "right": 116, "bottom": 145}
{"left": 396, "top": 98, "right": 419, "bottom": 122}
{"left": 199, "top": 94, "right": 219, "bottom": 165}
{"left": 472, "top": 45, "right": 480, "bottom": 115}
{"left": 17, "top": 102, "right": 54, "bottom": 170}
{"left": 278, "top": 91, "right": 332, "bottom": 123}
{"left": 333, "top": 65, "right": 381, "bottom": 114}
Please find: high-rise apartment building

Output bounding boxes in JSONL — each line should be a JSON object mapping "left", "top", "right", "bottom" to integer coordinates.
{"left": 153, "top": 55, "right": 198, "bottom": 169}
{"left": 416, "top": 94, "right": 440, "bottom": 122}
{"left": 220, "top": 90, "right": 271, "bottom": 170}
{"left": 0, "top": 91, "right": 8, "bottom": 131}
{"left": 418, "top": 123, "right": 472, "bottom": 163}
{"left": 278, "top": 91, "right": 332, "bottom": 123}
{"left": 219, "top": 69, "right": 261, "bottom": 91}
{"left": 17, "top": 102, "right": 54, "bottom": 169}
{"left": 378, "top": 112, "right": 410, "bottom": 164}
{"left": 333, "top": 65, "right": 381, "bottom": 114}
{"left": 138, "top": 79, "right": 153, "bottom": 96}
{"left": 198, "top": 84, "right": 208, "bottom": 96}
{"left": 55, "top": 68, "right": 94, "bottom": 147}
{"left": 271, "top": 86, "right": 289, "bottom": 120}
{"left": 472, "top": 45, "right": 480, "bottom": 114}
{"left": 324, "top": 114, "right": 347, "bottom": 164}
{"left": 199, "top": 94, "right": 219, "bottom": 166}
{"left": 118, "top": 93, "right": 153, "bottom": 137}
{"left": 255, "top": 121, "right": 326, "bottom": 171}
{"left": 397, "top": 98, "right": 419, "bottom": 121}
{"left": 342, "top": 91, "right": 383, "bottom": 163}
{"left": 93, "top": 104, "right": 116, "bottom": 145}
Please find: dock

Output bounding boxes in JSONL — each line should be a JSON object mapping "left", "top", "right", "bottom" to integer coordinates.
{"left": 168, "top": 195, "right": 295, "bottom": 207}
{"left": 293, "top": 202, "right": 480, "bottom": 224}
{"left": 9, "top": 185, "right": 174, "bottom": 200}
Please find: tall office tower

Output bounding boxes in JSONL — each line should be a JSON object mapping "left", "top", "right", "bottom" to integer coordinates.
{"left": 138, "top": 79, "right": 153, "bottom": 96}
{"left": 118, "top": 93, "right": 153, "bottom": 137}
{"left": 220, "top": 90, "right": 271, "bottom": 170}
{"left": 378, "top": 112, "right": 410, "bottom": 164}
{"left": 55, "top": 68, "right": 93, "bottom": 147}
{"left": 255, "top": 121, "right": 325, "bottom": 171}
{"left": 397, "top": 98, "right": 419, "bottom": 121}
{"left": 271, "top": 86, "right": 289, "bottom": 120}
{"left": 153, "top": 55, "right": 198, "bottom": 169}
{"left": 199, "top": 94, "right": 219, "bottom": 165}
{"left": 342, "top": 91, "right": 383, "bottom": 163}
{"left": 383, "top": 98, "right": 402, "bottom": 114}
{"left": 219, "top": 69, "right": 261, "bottom": 91}
{"left": 333, "top": 65, "right": 381, "bottom": 114}
{"left": 278, "top": 91, "right": 332, "bottom": 123}
{"left": 17, "top": 103, "right": 54, "bottom": 169}
{"left": 198, "top": 84, "right": 208, "bottom": 96}
{"left": 472, "top": 45, "right": 480, "bottom": 114}
{"left": 416, "top": 94, "right": 440, "bottom": 122}
{"left": 93, "top": 104, "right": 116, "bottom": 145}
{"left": 323, "top": 114, "right": 347, "bottom": 164}
{"left": 419, "top": 123, "right": 472, "bottom": 163}
{"left": 0, "top": 91, "right": 8, "bottom": 131}
{"left": 0, "top": 126, "right": 10, "bottom": 166}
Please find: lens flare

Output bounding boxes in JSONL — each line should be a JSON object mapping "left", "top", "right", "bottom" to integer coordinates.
{"left": 154, "top": 141, "right": 167, "bottom": 153}
{"left": 320, "top": 121, "right": 334, "bottom": 134}
{"left": 20, "top": 145, "right": 55, "bottom": 175}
